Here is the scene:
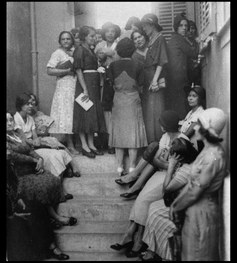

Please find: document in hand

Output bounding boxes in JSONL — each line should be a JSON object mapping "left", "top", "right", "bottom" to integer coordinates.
{"left": 75, "top": 93, "right": 94, "bottom": 111}
{"left": 56, "top": 60, "right": 73, "bottom": 69}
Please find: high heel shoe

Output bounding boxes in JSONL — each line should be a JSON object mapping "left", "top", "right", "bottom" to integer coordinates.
{"left": 82, "top": 148, "right": 96, "bottom": 158}
{"left": 64, "top": 193, "right": 73, "bottom": 200}
{"left": 73, "top": 171, "right": 81, "bottom": 177}
{"left": 90, "top": 148, "right": 104, "bottom": 155}
{"left": 125, "top": 243, "right": 148, "bottom": 258}
{"left": 110, "top": 241, "right": 134, "bottom": 251}
{"left": 120, "top": 189, "right": 141, "bottom": 199}
{"left": 115, "top": 178, "right": 136, "bottom": 186}
{"left": 48, "top": 247, "right": 70, "bottom": 260}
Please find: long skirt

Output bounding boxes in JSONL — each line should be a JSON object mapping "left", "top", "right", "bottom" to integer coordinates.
{"left": 49, "top": 75, "right": 76, "bottom": 134}
{"left": 182, "top": 196, "right": 220, "bottom": 261}
{"left": 129, "top": 171, "right": 166, "bottom": 225}
{"left": 35, "top": 148, "right": 72, "bottom": 177}
{"left": 73, "top": 72, "right": 106, "bottom": 134}
{"left": 143, "top": 200, "right": 177, "bottom": 260}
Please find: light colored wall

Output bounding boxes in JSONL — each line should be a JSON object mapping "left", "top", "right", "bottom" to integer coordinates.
{"left": 7, "top": 2, "right": 32, "bottom": 112}
{"left": 74, "top": 2, "right": 97, "bottom": 28}
{"left": 35, "top": 2, "right": 75, "bottom": 114}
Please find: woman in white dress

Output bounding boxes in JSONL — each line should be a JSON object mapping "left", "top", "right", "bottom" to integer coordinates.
{"left": 47, "top": 31, "right": 78, "bottom": 155}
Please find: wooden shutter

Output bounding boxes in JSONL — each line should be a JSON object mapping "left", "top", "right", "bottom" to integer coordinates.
{"left": 157, "top": 2, "right": 187, "bottom": 42}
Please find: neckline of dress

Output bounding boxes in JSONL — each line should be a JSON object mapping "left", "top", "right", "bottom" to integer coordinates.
{"left": 148, "top": 32, "right": 161, "bottom": 47}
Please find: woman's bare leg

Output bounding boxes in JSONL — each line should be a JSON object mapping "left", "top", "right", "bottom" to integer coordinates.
{"left": 79, "top": 132, "right": 90, "bottom": 152}
{"left": 66, "top": 134, "right": 78, "bottom": 154}
{"left": 128, "top": 148, "right": 138, "bottom": 170}
{"left": 47, "top": 206, "right": 69, "bottom": 224}
{"left": 115, "top": 148, "right": 125, "bottom": 172}
{"left": 87, "top": 133, "right": 97, "bottom": 150}
{"left": 131, "top": 224, "right": 145, "bottom": 251}
{"left": 120, "top": 221, "right": 138, "bottom": 244}
{"left": 126, "top": 164, "right": 156, "bottom": 193}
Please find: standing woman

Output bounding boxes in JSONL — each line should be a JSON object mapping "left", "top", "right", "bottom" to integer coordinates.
{"left": 170, "top": 108, "right": 227, "bottom": 261}
{"left": 73, "top": 26, "right": 106, "bottom": 158}
{"left": 140, "top": 13, "right": 169, "bottom": 144}
{"left": 47, "top": 31, "right": 78, "bottom": 155}
{"left": 166, "top": 13, "right": 199, "bottom": 120}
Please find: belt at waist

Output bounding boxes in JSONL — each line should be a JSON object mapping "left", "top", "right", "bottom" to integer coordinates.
{"left": 83, "top": 70, "right": 98, "bottom": 73}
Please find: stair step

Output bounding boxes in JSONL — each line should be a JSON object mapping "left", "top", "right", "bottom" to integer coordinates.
{"left": 57, "top": 197, "right": 134, "bottom": 221}
{"left": 63, "top": 176, "right": 131, "bottom": 197}
{"left": 45, "top": 251, "right": 138, "bottom": 261}
{"left": 55, "top": 221, "right": 130, "bottom": 252}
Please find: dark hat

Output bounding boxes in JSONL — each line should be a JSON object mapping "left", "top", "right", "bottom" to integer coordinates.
{"left": 159, "top": 110, "right": 180, "bottom": 132}
{"left": 116, "top": 37, "right": 135, "bottom": 58}
{"left": 101, "top": 22, "right": 121, "bottom": 40}
{"left": 173, "top": 12, "right": 189, "bottom": 32}
{"left": 141, "top": 13, "right": 163, "bottom": 32}
{"left": 185, "top": 84, "right": 206, "bottom": 103}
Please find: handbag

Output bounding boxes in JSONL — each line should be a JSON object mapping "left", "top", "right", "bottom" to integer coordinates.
{"left": 158, "top": 77, "right": 166, "bottom": 88}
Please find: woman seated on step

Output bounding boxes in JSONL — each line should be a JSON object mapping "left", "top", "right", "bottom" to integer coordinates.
{"left": 115, "top": 84, "right": 206, "bottom": 188}
{"left": 14, "top": 92, "right": 80, "bottom": 181}
{"left": 7, "top": 111, "right": 77, "bottom": 260}
{"left": 140, "top": 137, "right": 198, "bottom": 261}
{"left": 110, "top": 111, "right": 189, "bottom": 258}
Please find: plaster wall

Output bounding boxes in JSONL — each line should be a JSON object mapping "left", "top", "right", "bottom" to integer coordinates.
{"left": 7, "top": 2, "right": 32, "bottom": 112}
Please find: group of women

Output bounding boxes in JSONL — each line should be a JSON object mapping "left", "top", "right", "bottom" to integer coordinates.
{"left": 7, "top": 11, "right": 227, "bottom": 261}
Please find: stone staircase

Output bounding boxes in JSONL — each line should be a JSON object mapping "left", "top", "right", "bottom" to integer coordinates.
{"left": 48, "top": 154, "right": 137, "bottom": 261}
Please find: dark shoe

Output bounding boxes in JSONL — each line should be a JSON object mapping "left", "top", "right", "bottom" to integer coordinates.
{"left": 125, "top": 243, "right": 147, "bottom": 258}
{"left": 121, "top": 170, "right": 128, "bottom": 176}
{"left": 139, "top": 251, "right": 162, "bottom": 261}
{"left": 108, "top": 147, "right": 115, "bottom": 154}
{"left": 73, "top": 171, "right": 81, "bottom": 177}
{"left": 61, "top": 216, "right": 77, "bottom": 226}
{"left": 48, "top": 247, "right": 70, "bottom": 260}
{"left": 82, "top": 148, "right": 96, "bottom": 158}
{"left": 64, "top": 168, "right": 74, "bottom": 178}
{"left": 90, "top": 148, "right": 104, "bottom": 155}
{"left": 64, "top": 193, "right": 73, "bottom": 200}
{"left": 120, "top": 189, "right": 141, "bottom": 199}
{"left": 115, "top": 178, "right": 127, "bottom": 186}
{"left": 110, "top": 241, "right": 134, "bottom": 251}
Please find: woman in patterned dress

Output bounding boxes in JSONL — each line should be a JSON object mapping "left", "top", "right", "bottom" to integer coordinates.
{"left": 73, "top": 26, "right": 106, "bottom": 158}
{"left": 141, "top": 138, "right": 198, "bottom": 261}
{"left": 47, "top": 31, "right": 78, "bottom": 154}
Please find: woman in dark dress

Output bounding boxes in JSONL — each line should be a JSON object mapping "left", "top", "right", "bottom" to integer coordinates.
{"left": 166, "top": 13, "right": 199, "bottom": 120}
{"left": 73, "top": 26, "right": 106, "bottom": 158}
{"left": 140, "top": 13, "right": 169, "bottom": 144}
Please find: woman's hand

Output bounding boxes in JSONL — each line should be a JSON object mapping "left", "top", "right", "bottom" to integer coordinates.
{"left": 97, "top": 66, "right": 105, "bottom": 74}
{"left": 81, "top": 91, "right": 89, "bottom": 102}
{"left": 169, "top": 153, "right": 182, "bottom": 169}
{"left": 35, "top": 158, "right": 44, "bottom": 174}
{"left": 17, "top": 198, "right": 26, "bottom": 211}
{"left": 149, "top": 80, "right": 159, "bottom": 92}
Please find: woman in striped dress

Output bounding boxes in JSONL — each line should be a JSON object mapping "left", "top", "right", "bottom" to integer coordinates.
{"left": 141, "top": 137, "right": 198, "bottom": 261}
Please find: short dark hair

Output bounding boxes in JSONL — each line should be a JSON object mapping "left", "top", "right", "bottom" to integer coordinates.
{"left": 58, "top": 31, "right": 74, "bottom": 46}
{"left": 170, "top": 138, "right": 198, "bottom": 164}
{"left": 116, "top": 37, "right": 136, "bottom": 58}
{"left": 15, "top": 93, "right": 31, "bottom": 112}
{"left": 125, "top": 16, "right": 140, "bottom": 30}
{"left": 28, "top": 93, "right": 38, "bottom": 106}
{"left": 79, "top": 26, "right": 96, "bottom": 41}
{"left": 131, "top": 29, "right": 149, "bottom": 43}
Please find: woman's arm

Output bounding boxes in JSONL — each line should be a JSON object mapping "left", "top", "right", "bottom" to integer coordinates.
{"left": 47, "top": 67, "right": 72, "bottom": 77}
{"left": 149, "top": 65, "right": 162, "bottom": 92}
{"left": 152, "top": 148, "right": 169, "bottom": 170}
{"left": 76, "top": 69, "right": 89, "bottom": 98}
{"left": 183, "top": 122, "right": 196, "bottom": 138}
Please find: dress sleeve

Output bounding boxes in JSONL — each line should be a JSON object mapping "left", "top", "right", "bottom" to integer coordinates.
{"left": 47, "top": 50, "right": 62, "bottom": 68}
{"left": 73, "top": 46, "right": 84, "bottom": 70}
{"left": 151, "top": 36, "right": 168, "bottom": 67}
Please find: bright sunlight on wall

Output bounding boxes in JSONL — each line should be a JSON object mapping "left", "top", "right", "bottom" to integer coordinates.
{"left": 95, "top": 2, "right": 151, "bottom": 29}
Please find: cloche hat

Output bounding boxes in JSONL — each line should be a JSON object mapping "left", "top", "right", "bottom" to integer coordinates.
{"left": 159, "top": 110, "right": 180, "bottom": 132}
{"left": 141, "top": 13, "right": 163, "bottom": 32}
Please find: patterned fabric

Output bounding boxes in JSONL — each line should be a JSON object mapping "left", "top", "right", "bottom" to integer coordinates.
{"left": 33, "top": 111, "right": 54, "bottom": 136}
{"left": 47, "top": 48, "right": 76, "bottom": 134}
{"left": 108, "top": 58, "right": 148, "bottom": 148}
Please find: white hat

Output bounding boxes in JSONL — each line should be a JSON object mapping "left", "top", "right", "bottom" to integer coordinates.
{"left": 198, "top": 108, "right": 227, "bottom": 139}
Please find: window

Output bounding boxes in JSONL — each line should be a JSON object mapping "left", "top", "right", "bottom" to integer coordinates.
{"left": 157, "top": 2, "right": 187, "bottom": 42}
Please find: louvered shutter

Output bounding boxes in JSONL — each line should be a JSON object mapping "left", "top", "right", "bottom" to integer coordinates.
{"left": 157, "top": 2, "right": 187, "bottom": 42}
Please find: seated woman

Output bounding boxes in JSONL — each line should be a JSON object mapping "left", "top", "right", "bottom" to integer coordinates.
{"left": 7, "top": 111, "right": 77, "bottom": 260}
{"left": 13, "top": 93, "right": 80, "bottom": 179}
{"left": 140, "top": 138, "right": 198, "bottom": 261}
{"left": 111, "top": 111, "right": 189, "bottom": 258}
{"left": 115, "top": 85, "right": 205, "bottom": 187}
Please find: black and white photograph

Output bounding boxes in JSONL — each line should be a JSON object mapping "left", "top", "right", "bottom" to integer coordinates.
{"left": 7, "top": 2, "right": 230, "bottom": 261}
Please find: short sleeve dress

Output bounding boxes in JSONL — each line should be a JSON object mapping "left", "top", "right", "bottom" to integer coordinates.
{"left": 47, "top": 48, "right": 77, "bottom": 134}
{"left": 108, "top": 58, "right": 148, "bottom": 148}
{"left": 73, "top": 44, "right": 106, "bottom": 134}
{"left": 142, "top": 32, "right": 169, "bottom": 143}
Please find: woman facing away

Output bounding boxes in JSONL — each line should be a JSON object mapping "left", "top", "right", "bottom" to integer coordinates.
{"left": 47, "top": 31, "right": 78, "bottom": 155}
{"left": 141, "top": 138, "right": 198, "bottom": 261}
{"left": 111, "top": 110, "right": 189, "bottom": 258}
{"left": 72, "top": 26, "right": 106, "bottom": 158}
{"left": 140, "top": 13, "right": 169, "bottom": 144}
{"left": 166, "top": 13, "right": 199, "bottom": 120}
{"left": 170, "top": 108, "right": 227, "bottom": 261}
{"left": 7, "top": 111, "right": 77, "bottom": 260}
{"left": 107, "top": 37, "right": 148, "bottom": 176}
